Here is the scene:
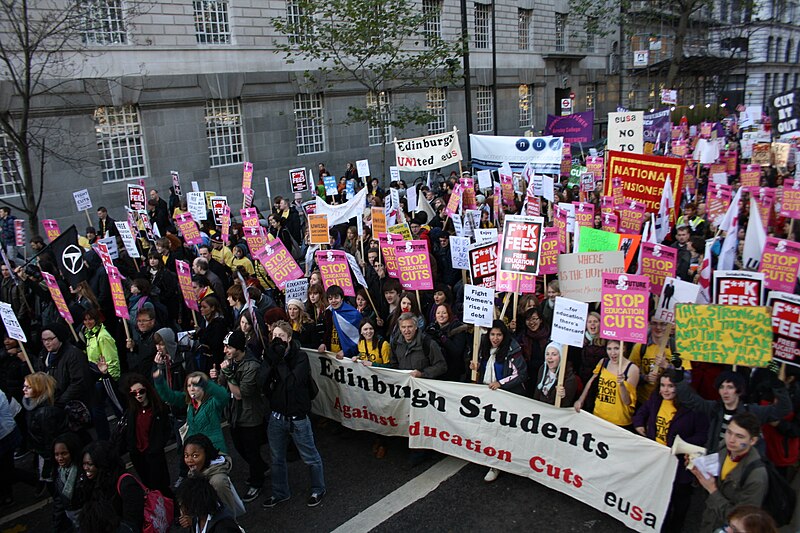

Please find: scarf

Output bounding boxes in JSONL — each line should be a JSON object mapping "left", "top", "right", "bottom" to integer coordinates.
{"left": 483, "top": 348, "right": 498, "bottom": 385}
{"left": 538, "top": 367, "right": 558, "bottom": 395}
{"left": 585, "top": 330, "right": 596, "bottom": 343}
{"left": 58, "top": 464, "right": 79, "bottom": 501}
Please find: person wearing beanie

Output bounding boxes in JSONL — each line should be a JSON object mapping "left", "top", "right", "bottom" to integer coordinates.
{"left": 533, "top": 341, "right": 577, "bottom": 407}
{"left": 37, "top": 322, "right": 92, "bottom": 407}
{"left": 211, "top": 330, "right": 268, "bottom": 503}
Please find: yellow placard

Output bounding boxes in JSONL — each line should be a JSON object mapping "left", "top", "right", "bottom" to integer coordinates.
{"left": 675, "top": 304, "right": 772, "bottom": 367}
{"left": 308, "top": 214, "right": 330, "bottom": 245}
{"left": 387, "top": 222, "right": 412, "bottom": 241}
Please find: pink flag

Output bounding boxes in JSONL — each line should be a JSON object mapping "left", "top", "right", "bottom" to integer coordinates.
{"left": 42, "top": 272, "right": 73, "bottom": 324}
{"left": 175, "top": 259, "right": 199, "bottom": 312}
{"left": 107, "top": 266, "right": 129, "bottom": 319}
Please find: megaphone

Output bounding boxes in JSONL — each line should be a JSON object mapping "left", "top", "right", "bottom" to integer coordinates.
{"left": 671, "top": 435, "right": 707, "bottom": 469}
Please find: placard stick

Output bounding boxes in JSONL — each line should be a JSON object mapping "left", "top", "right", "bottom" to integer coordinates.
{"left": 67, "top": 322, "right": 80, "bottom": 342}
{"left": 620, "top": 341, "right": 625, "bottom": 377}
{"left": 779, "top": 363, "right": 787, "bottom": 383}
{"left": 122, "top": 317, "right": 132, "bottom": 342}
{"left": 555, "top": 344, "right": 568, "bottom": 408}
{"left": 512, "top": 291, "right": 519, "bottom": 323}
{"left": 19, "top": 342, "right": 33, "bottom": 373}
{"left": 84, "top": 209, "right": 92, "bottom": 227}
{"left": 499, "top": 292, "right": 511, "bottom": 320}
{"left": 415, "top": 290, "right": 422, "bottom": 314}
{"left": 192, "top": 310, "right": 199, "bottom": 329}
{"left": 471, "top": 327, "right": 481, "bottom": 383}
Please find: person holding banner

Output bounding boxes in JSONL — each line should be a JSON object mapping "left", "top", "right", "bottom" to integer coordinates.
{"left": 632, "top": 370, "right": 709, "bottom": 533}
{"left": 533, "top": 341, "right": 577, "bottom": 407}
{"left": 354, "top": 318, "right": 391, "bottom": 368}
{"left": 515, "top": 308, "right": 550, "bottom": 382}
{"left": 573, "top": 311, "right": 607, "bottom": 387}
{"left": 390, "top": 312, "right": 446, "bottom": 380}
{"left": 470, "top": 320, "right": 528, "bottom": 482}
{"left": 574, "top": 340, "right": 640, "bottom": 429}
{"left": 318, "top": 286, "right": 362, "bottom": 359}
{"left": 426, "top": 303, "right": 470, "bottom": 383}
{"left": 286, "top": 300, "right": 315, "bottom": 349}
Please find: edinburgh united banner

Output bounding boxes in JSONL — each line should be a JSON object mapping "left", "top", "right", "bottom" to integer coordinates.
{"left": 394, "top": 128, "right": 462, "bottom": 171}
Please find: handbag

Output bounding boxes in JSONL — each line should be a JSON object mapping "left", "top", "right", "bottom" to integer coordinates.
{"left": 64, "top": 400, "right": 92, "bottom": 431}
{"left": 116, "top": 473, "right": 174, "bottom": 533}
{"left": 178, "top": 421, "right": 189, "bottom": 443}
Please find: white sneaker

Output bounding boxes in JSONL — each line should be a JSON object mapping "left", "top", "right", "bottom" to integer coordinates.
{"left": 484, "top": 468, "right": 499, "bottom": 482}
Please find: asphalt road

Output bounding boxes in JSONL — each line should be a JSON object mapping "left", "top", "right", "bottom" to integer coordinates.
{"left": 2, "top": 418, "right": 706, "bottom": 532}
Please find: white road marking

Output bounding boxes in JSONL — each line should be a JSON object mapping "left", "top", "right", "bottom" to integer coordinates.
{"left": 330, "top": 456, "right": 467, "bottom": 533}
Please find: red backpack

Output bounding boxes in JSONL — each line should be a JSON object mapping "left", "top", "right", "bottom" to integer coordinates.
{"left": 116, "top": 473, "right": 174, "bottom": 533}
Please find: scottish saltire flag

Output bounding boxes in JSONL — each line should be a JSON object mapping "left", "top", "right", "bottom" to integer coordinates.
{"left": 331, "top": 301, "right": 362, "bottom": 357}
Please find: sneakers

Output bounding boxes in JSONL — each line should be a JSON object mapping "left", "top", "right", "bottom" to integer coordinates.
{"left": 484, "top": 468, "right": 499, "bottom": 483}
{"left": 307, "top": 491, "right": 326, "bottom": 507}
{"left": 242, "top": 486, "right": 262, "bottom": 503}
{"left": 262, "top": 495, "right": 290, "bottom": 509}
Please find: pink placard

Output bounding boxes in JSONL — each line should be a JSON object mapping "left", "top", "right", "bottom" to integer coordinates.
{"left": 242, "top": 225, "right": 267, "bottom": 256}
{"left": 600, "top": 196, "right": 615, "bottom": 217}
{"left": 255, "top": 239, "right": 303, "bottom": 291}
{"left": 460, "top": 178, "right": 477, "bottom": 210}
{"left": 706, "top": 182, "right": 733, "bottom": 226}
{"left": 601, "top": 212, "right": 619, "bottom": 233}
{"left": 526, "top": 195, "right": 541, "bottom": 216}
{"left": 446, "top": 183, "right": 463, "bottom": 217}
{"left": 175, "top": 259, "right": 199, "bottom": 312}
{"left": 240, "top": 208, "right": 259, "bottom": 228}
{"left": 493, "top": 184, "right": 501, "bottom": 221}
{"left": 740, "top": 164, "right": 761, "bottom": 188}
{"left": 747, "top": 187, "right": 775, "bottom": 228}
{"left": 573, "top": 202, "right": 595, "bottom": 228}
{"left": 42, "top": 219, "right": 60, "bottom": 243}
{"left": 242, "top": 188, "right": 254, "bottom": 209}
{"left": 782, "top": 180, "right": 800, "bottom": 218}
{"left": 599, "top": 273, "right": 650, "bottom": 344}
{"left": 553, "top": 206, "right": 568, "bottom": 253}
{"left": 378, "top": 233, "right": 403, "bottom": 279}
{"left": 393, "top": 239, "right": 433, "bottom": 291}
{"left": 107, "top": 265, "right": 129, "bottom": 319}
{"left": 538, "top": 227, "right": 560, "bottom": 276}
{"left": 618, "top": 199, "right": 647, "bottom": 233}
{"left": 13, "top": 219, "right": 25, "bottom": 247}
{"left": 640, "top": 242, "right": 677, "bottom": 295}
{"left": 760, "top": 237, "right": 800, "bottom": 292}
{"left": 315, "top": 249, "right": 355, "bottom": 297}
{"left": 242, "top": 161, "right": 254, "bottom": 193}
{"left": 176, "top": 212, "right": 203, "bottom": 246}
{"left": 42, "top": 272, "right": 73, "bottom": 324}
{"left": 220, "top": 205, "right": 231, "bottom": 244}
{"left": 586, "top": 156, "right": 604, "bottom": 179}
{"left": 92, "top": 242, "right": 114, "bottom": 272}
{"left": 500, "top": 174, "right": 515, "bottom": 209}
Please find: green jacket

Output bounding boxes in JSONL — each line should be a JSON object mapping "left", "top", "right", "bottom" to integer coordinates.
{"left": 84, "top": 324, "right": 120, "bottom": 379}
{"left": 155, "top": 375, "right": 230, "bottom": 453}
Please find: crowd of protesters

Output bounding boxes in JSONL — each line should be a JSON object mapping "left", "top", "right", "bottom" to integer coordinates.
{"left": 0, "top": 139, "right": 798, "bottom": 533}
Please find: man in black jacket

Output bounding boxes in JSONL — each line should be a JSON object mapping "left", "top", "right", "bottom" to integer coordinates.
{"left": 261, "top": 320, "right": 326, "bottom": 509}
{"left": 37, "top": 323, "right": 91, "bottom": 407}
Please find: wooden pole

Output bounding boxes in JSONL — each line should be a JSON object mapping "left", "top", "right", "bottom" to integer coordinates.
{"left": 85, "top": 209, "right": 93, "bottom": 228}
{"left": 415, "top": 290, "right": 422, "bottom": 314}
{"left": 67, "top": 322, "right": 80, "bottom": 342}
{"left": 191, "top": 309, "right": 199, "bottom": 329}
{"left": 499, "top": 292, "right": 511, "bottom": 320}
{"left": 19, "top": 342, "right": 33, "bottom": 374}
{"left": 555, "top": 344, "right": 568, "bottom": 408}
{"left": 512, "top": 292, "right": 519, "bottom": 323}
{"left": 121, "top": 318, "right": 132, "bottom": 342}
{"left": 471, "top": 327, "right": 481, "bottom": 383}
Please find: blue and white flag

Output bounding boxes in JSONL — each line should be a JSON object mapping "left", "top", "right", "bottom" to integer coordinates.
{"left": 331, "top": 301, "right": 362, "bottom": 357}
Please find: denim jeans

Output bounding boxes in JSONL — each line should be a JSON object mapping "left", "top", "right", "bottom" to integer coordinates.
{"left": 268, "top": 414, "right": 325, "bottom": 499}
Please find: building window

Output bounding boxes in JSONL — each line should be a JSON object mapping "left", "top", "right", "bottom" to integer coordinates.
{"left": 784, "top": 72, "right": 790, "bottom": 91}
{"left": 775, "top": 37, "right": 783, "bottom": 62}
{"left": 287, "top": 0, "right": 312, "bottom": 45}
{"left": 81, "top": 0, "right": 126, "bottom": 45}
{"left": 94, "top": 105, "right": 147, "bottom": 183}
{"left": 555, "top": 13, "right": 567, "bottom": 52}
{"left": 0, "top": 134, "right": 21, "bottom": 198}
{"left": 586, "top": 16, "right": 597, "bottom": 52}
{"left": 426, "top": 87, "right": 447, "bottom": 135}
{"left": 476, "top": 86, "right": 493, "bottom": 133}
{"left": 194, "top": 1, "right": 230, "bottom": 44}
{"left": 767, "top": 36, "right": 774, "bottom": 62}
{"left": 423, "top": 0, "right": 442, "bottom": 47}
{"left": 294, "top": 93, "right": 325, "bottom": 155}
{"left": 205, "top": 99, "right": 244, "bottom": 167}
{"left": 474, "top": 3, "right": 490, "bottom": 49}
{"left": 518, "top": 84, "right": 532, "bottom": 128}
{"left": 367, "top": 91, "right": 392, "bottom": 146}
{"left": 518, "top": 9, "right": 532, "bottom": 50}
{"left": 786, "top": 39, "right": 793, "bottom": 62}
{"left": 586, "top": 84, "right": 596, "bottom": 110}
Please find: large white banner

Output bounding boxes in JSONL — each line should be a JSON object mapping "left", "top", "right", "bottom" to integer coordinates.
{"left": 394, "top": 127, "right": 463, "bottom": 172}
{"left": 470, "top": 134, "right": 563, "bottom": 173}
{"left": 408, "top": 379, "right": 676, "bottom": 533}
{"left": 309, "top": 352, "right": 411, "bottom": 437}
{"left": 315, "top": 187, "right": 368, "bottom": 227}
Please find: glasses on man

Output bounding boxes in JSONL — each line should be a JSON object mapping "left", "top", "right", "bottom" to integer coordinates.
{"left": 41, "top": 336, "right": 57, "bottom": 342}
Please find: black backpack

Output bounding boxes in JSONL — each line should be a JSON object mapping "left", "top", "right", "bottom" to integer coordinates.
{"left": 739, "top": 458, "right": 797, "bottom": 526}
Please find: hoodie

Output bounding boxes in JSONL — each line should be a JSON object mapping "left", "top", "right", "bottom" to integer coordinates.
{"left": 155, "top": 327, "right": 177, "bottom": 359}
{"left": 191, "top": 454, "right": 245, "bottom": 519}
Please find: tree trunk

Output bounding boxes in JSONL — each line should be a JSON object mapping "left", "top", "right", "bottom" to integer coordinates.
{"left": 666, "top": 5, "right": 693, "bottom": 89}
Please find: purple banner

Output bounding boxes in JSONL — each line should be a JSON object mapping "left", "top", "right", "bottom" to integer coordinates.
{"left": 643, "top": 108, "right": 672, "bottom": 145}
{"left": 544, "top": 111, "right": 594, "bottom": 144}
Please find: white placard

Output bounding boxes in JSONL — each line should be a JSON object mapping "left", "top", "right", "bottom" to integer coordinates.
{"left": 72, "top": 189, "right": 92, "bottom": 212}
{"left": 389, "top": 166, "right": 400, "bottom": 182}
{"left": 542, "top": 175, "right": 555, "bottom": 202}
{"left": 463, "top": 284, "right": 495, "bottom": 328}
{"left": 285, "top": 278, "right": 309, "bottom": 304}
{"left": 475, "top": 228, "right": 497, "bottom": 245}
{"left": 608, "top": 111, "right": 644, "bottom": 154}
{"left": 356, "top": 159, "right": 371, "bottom": 178}
{"left": 451, "top": 213, "right": 463, "bottom": 236}
{"left": 558, "top": 202, "right": 576, "bottom": 233}
{"left": 477, "top": 169, "right": 492, "bottom": 190}
{"left": 407, "top": 186, "right": 418, "bottom": 212}
{"left": 0, "top": 302, "right": 26, "bottom": 342}
{"left": 712, "top": 173, "right": 728, "bottom": 185}
{"left": 551, "top": 297, "right": 589, "bottom": 348}
{"left": 187, "top": 192, "right": 207, "bottom": 221}
{"left": 98, "top": 236, "right": 119, "bottom": 260}
{"left": 114, "top": 221, "right": 140, "bottom": 259}
{"left": 191, "top": 181, "right": 200, "bottom": 192}
{"left": 654, "top": 277, "right": 701, "bottom": 323}
{"left": 450, "top": 236, "right": 470, "bottom": 270}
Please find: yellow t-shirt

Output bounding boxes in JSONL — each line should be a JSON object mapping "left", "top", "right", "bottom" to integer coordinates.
{"left": 357, "top": 339, "right": 391, "bottom": 366}
{"left": 231, "top": 256, "right": 255, "bottom": 275}
{"left": 655, "top": 399, "right": 677, "bottom": 445}
{"left": 330, "top": 324, "right": 341, "bottom": 353}
{"left": 629, "top": 343, "right": 692, "bottom": 403}
{"left": 721, "top": 454, "right": 737, "bottom": 480}
{"left": 592, "top": 360, "right": 637, "bottom": 427}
